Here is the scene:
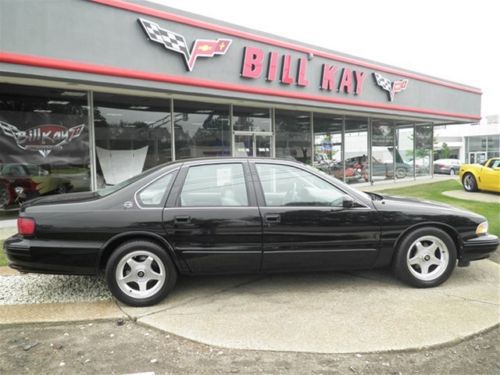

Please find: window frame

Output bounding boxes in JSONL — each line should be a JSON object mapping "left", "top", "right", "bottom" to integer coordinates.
{"left": 174, "top": 162, "right": 253, "bottom": 208}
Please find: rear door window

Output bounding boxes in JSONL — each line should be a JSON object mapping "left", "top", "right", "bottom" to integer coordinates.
{"left": 179, "top": 164, "right": 249, "bottom": 207}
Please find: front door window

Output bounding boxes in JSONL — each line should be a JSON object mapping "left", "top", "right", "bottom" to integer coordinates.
{"left": 255, "top": 163, "right": 345, "bottom": 207}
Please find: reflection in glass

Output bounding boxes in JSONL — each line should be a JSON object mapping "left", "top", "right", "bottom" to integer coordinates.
{"left": 174, "top": 101, "right": 230, "bottom": 160}
{"left": 415, "top": 125, "right": 433, "bottom": 176}
{"left": 234, "top": 134, "right": 253, "bottom": 157}
{"left": 94, "top": 93, "right": 171, "bottom": 186}
{"left": 344, "top": 117, "right": 368, "bottom": 184}
{"left": 0, "top": 84, "right": 90, "bottom": 209}
{"left": 371, "top": 120, "right": 396, "bottom": 182}
{"left": 313, "top": 114, "right": 343, "bottom": 180}
{"left": 233, "top": 107, "right": 271, "bottom": 132}
{"left": 275, "top": 110, "right": 311, "bottom": 164}
{"left": 396, "top": 127, "right": 415, "bottom": 180}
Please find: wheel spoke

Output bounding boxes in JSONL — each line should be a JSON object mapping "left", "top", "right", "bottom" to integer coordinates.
{"left": 415, "top": 241, "right": 424, "bottom": 252}
{"left": 126, "top": 258, "right": 140, "bottom": 271}
{"left": 426, "top": 242, "right": 438, "bottom": 253}
{"left": 420, "top": 262, "right": 430, "bottom": 274}
{"left": 409, "top": 256, "right": 421, "bottom": 266}
{"left": 137, "top": 280, "right": 148, "bottom": 292}
{"left": 146, "top": 269, "right": 162, "bottom": 281}
{"left": 120, "top": 272, "right": 137, "bottom": 283}
{"left": 143, "top": 256, "right": 153, "bottom": 269}
{"left": 429, "top": 254, "right": 442, "bottom": 267}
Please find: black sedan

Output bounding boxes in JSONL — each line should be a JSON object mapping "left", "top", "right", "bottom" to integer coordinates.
{"left": 3, "top": 158, "right": 498, "bottom": 306}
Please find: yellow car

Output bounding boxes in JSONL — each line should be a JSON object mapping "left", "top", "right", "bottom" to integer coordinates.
{"left": 459, "top": 157, "right": 500, "bottom": 193}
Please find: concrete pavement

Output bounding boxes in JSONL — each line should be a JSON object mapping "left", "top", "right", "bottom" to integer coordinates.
{"left": 0, "top": 259, "right": 498, "bottom": 353}
{"left": 119, "top": 260, "right": 500, "bottom": 354}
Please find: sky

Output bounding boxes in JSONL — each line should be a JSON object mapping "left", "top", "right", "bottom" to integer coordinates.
{"left": 150, "top": 0, "right": 499, "bottom": 120}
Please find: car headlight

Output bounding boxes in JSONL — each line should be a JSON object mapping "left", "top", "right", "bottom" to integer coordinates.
{"left": 476, "top": 221, "right": 488, "bottom": 236}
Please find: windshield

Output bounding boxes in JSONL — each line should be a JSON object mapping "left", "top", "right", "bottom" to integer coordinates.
{"left": 97, "top": 164, "right": 168, "bottom": 197}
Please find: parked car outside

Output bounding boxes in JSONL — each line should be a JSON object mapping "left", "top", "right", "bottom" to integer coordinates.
{"left": 433, "top": 159, "right": 461, "bottom": 175}
{"left": 3, "top": 158, "right": 498, "bottom": 307}
{"left": 459, "top": 158, "right": 500, "bottom": 193}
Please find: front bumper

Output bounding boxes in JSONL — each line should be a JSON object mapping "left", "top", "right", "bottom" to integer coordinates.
{"left": 461, "top": 234, "right": 499, "bottom": 262}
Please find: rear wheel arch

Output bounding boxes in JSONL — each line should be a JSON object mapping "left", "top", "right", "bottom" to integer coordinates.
{"left": 392, "top": 222, "right": 462, "bottom": 262}
{"left": 98, "top": 232, "right": 182, "bottom": 273}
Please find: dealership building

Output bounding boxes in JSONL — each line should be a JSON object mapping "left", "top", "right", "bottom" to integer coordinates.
{"left": 0, "top": 0, "right": 482, "bottom": 208}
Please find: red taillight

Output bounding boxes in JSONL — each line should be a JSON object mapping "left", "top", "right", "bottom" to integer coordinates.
{"left": 18, "top": 217, "right": 36, "bottom": 236}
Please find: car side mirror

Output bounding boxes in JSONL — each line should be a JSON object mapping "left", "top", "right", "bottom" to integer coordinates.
{"left": 342, "top": 195, "right": 355, "bottom": 209}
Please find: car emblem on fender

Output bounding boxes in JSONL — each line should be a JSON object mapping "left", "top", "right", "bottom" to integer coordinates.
{"left": 138, "top": 18, "right": 232, "bottom": 71}
{"left": 0, "top": 121, "right": 85, "bottom": 157}
{"left": 373, "top": 72, "right": 409, "bottom": 102}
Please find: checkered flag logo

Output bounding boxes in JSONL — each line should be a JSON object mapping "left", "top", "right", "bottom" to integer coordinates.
{"left": 373, "top": 72, "right": 409, "bottom": 101}
{"left": 138, "top": 18, "right": 232, "bottom": 71}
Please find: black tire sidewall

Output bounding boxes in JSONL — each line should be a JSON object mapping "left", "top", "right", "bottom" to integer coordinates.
{"left": 105, "top": 240, "right": 177, "bottom": 307}
{"left": 393, "top": 227, "right": 457, "bottom": 288}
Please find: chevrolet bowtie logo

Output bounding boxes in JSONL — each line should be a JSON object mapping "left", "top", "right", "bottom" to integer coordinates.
{"left": 138, "top": 18, "right": 232, "bottom": 71}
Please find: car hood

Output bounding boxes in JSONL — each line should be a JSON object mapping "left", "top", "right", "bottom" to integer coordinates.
{"left": 378, "top": 194, "right": 485, "bottom": 220}
{"left": 21, "top": 191, "right": 99, "bottom": 209}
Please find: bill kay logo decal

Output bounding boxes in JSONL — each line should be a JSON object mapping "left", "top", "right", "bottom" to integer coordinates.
{"left": 373, "top": 73, "right": 409, "bottom": 102}
{"left": 138, "top": 18, "right": 232, "bottom": 71}
{"left": 0, "top": 121, "right": 85, "bottom": 157}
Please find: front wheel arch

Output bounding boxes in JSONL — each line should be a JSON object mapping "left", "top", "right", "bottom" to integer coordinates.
{"left": 392, "top": 222, "right": 462, "bottom": 263}
{"left": 98, "top": 232, "right": 183, "bottom": 273}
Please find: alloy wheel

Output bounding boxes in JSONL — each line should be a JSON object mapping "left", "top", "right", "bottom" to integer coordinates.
{"left": 115, "top": 250, "right": 166, "bottom": 299}
{"left": 406, "top": 235, "right": 450, "bottom": 281}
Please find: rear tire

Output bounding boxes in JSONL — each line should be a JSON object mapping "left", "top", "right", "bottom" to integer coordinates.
{"left": 106, "top": 240, "right": 177, "bottom": 307}
{"left": 462, "top": 173, "right": 478, "bottom": 192}
{"left": 393, "top": 227, "right": 457, "bottom": 288}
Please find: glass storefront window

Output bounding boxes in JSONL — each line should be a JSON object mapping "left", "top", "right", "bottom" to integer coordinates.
{"left": 396, "top": 126, "right": 415, "bottom": 179}
{"left": 344, "top": 117, "right": 368, "bottom": 184}
{"left": 487, "top": 135, "right": 500, "bottom": 159}
{"left": 415, "top": 125, "right": 433, "bottom": 177}
{"left": 233, "top": 106, "right": 271, "bottom": 132}
{"left": 371, "top": 120, "right": 395, "bottom": 182}
{"left": 275, "top": 110, "right": 312, "bottom": 164}
{"left": 313, "top": 114, "right": 343, "bottom": 180}
{"left": 0, "top": 84, "right": 90, "bottom": 210}
{"left": 93, "top": 93, "right": 171, "bottom": 186}
{"left": 174, "top": 101, "right": 230, "bottom": 160}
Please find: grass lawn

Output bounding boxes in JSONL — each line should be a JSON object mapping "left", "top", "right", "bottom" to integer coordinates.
{"left": 0, "top": 240, "right": 6, "bottom": 267}
{"left": 377, "top": 179, "right": 500, "bottom": 237}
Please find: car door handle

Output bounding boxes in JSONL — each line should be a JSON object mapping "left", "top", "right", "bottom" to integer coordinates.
{"left": 174, "top": 215, "right": 191, "bottom": 224}
{"left": 264, "top": 214, "right": 281, "bottom": 223}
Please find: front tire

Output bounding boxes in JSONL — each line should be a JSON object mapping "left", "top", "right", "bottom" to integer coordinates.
{"left": 106, "top": 240, "right": 177, "bottom": 307}
{"left": 395, "top": 167, "right": 407, "bottom": 179}
{"left": 463, "top": 173, "right": 478, "bottom": 192}
{"left": 393, "top": 228, "right": 457, "bottom": 288}
{"left": 450, "top": 168, "right": 456, "bottom": 176}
